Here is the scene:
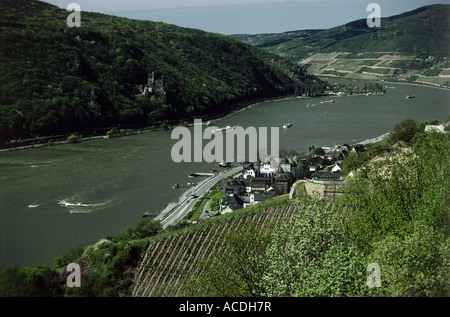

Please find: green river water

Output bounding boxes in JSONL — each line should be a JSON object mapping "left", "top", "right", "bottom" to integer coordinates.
{"left": 0, "top": 81, "right": 449, "bottom": 271}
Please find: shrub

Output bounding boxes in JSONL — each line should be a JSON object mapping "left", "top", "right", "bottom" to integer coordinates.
{"left": 83, "top": 238, "right": 111, "bottom": 255}
{"left": 341, "top": 151, "right": 371, "bottom": 176}
{"left": 67, "top": 134, "right": 80, "bottom": 143}
{"left": 387, "top": 118, "right": 418, "bottom": 145}
{"left": 0, "top": 267, "right": 30, "bottom": 296}
{"left": 416, "top": 119, "right": 439, "bottom": 132}
{"left": 54, "top": 244, "right": 84, "bottom": 269}
{"left": 341, "top": 128, "right": 449, "bottom": 254}
{"left": 368, "top": 221, "right": 449, "bottom": 297}
{"left": 0, "top": 265, "right": 63, "bottom": 297}
{"left": 311, "top": 147, "right": 325, "bottom": 156}
{"left": 94, "top": 238, "right": 111, "bottom": 250}
{"left": 209, "top": 192, "right": 227, "bottom": 211}
{"left": 106, "top": 128, "right": 119, "bottom": 137}
{"left": 118, "top": 218, "right": 162, "bottom": 240}
{"left": 160, "top": 122, "right": 168, "bottom": 130}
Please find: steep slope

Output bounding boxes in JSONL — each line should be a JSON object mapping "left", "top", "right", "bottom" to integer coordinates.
{"left": 0, "top": 0, "right": 324, "bottom": 144}
{"left": 131, "top": 204, "right": 298, "bottom": 297}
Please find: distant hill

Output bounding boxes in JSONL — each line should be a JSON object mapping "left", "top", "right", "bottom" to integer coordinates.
{"left": 0, "top": 0, "right": 325, "bottom": 144}
{"left": 235, "top": 5, "right": 450, "bottom": 86}
{"left": 236, "top": 5, "right": 450, "bottom": 62}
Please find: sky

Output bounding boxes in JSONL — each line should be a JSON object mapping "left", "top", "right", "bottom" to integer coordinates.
{"left": 44, "top": 0, "right": 450, "bottom": 34}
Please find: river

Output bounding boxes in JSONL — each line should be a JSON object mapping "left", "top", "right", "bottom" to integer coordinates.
{"left": 0, "top": 81, "right": 449, "bottom": 271}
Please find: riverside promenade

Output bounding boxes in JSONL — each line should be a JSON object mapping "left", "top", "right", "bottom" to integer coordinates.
{"left": 356, "top": 132, "right": 389, "bottom": 145}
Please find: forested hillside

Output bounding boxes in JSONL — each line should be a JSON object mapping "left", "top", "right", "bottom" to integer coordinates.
{"left": 0, "top": 0, "right": 325, "bottom": 145}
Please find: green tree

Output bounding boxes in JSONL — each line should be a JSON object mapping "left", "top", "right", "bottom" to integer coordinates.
{"left": 368, "top": 221, "right": 449, "bottom": 297}
{"left": 0, "top": 265, "right": 63, "bottom": 297}
{"left": 118, "top": 218, "right": 162, "bottom": 240}
{"left": 387, "top": 118, "right": 418, "bottom": 145}
{"left": 208, "top": 192, "right": 228, "bottom": 211}
{"left": 341, "top": 151, "right": 371, "bottom": 177}
{"left": 258, "top": 200, "right": 366, "bottom": 297}
{"left": 311, "top": 147, "right": 325, "bottom": 156}
{"left": 409, "top": 131, "right": 450, "bottom": 230}
{"left": 0, "top": 267, "right": 30, "bottom": 297}
{"left": 53, "top": 244, "right": 84, "bottom": 269}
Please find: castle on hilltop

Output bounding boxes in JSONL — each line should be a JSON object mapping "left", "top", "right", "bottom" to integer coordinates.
{"left": 137, "top": 72, "right": 166, "bottom": 102}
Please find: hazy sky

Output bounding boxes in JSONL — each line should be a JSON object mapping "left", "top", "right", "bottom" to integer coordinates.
{"left": 45, "top": 0, "right": 450, "bottom": 34}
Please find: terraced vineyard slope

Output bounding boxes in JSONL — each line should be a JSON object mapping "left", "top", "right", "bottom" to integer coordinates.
{"left": 236, "top": 5, "right": 450, "bottom": 87}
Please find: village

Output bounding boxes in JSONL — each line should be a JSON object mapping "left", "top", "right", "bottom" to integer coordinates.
{"left": 208, "top": 142, "right": 365, "bottom": 215}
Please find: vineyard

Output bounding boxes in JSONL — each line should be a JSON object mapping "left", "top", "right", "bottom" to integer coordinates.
{"left": 131, "top": 204, "right": 298, "bottom": 297}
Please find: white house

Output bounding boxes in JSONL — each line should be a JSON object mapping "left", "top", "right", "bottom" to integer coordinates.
{"left": 259, "top": 160, "right": 278, "bottom": 176}
{"left": 332, "top": 164, "right": 342, "bottom": 173}
{"left": 425, "top": 122, "right": 449, "bottom": 133}
{"left": 242, "top": 165, "right": 257, "bottom": 179}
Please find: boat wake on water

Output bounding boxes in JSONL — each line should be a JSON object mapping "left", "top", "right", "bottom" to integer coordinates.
{"left": 57, "top": 198, "right": 111, "bottom": 214}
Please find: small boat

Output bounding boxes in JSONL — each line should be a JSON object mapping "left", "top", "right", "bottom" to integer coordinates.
{"left": 323, "top": 100, "right": 335, "bottom": 103}
{"left": 206, "top": 121, "right": 215, "bottom": 126}
{"left": 406, "top": 95, "right": 415, "bottom": 99}
{"left": 212, "top": 125, "right": 233, "bottom": 132}
{"left": 283, "top": 123, "right": 292, "bottom": 128}
{"left": 306, "top": 103, "right": 311, "bottom": 107}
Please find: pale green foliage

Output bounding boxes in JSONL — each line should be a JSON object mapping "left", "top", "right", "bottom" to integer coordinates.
{"left": 337, "top": 130, "right": 449, "bottom": 297}
{"left": 368, "top": 221, "right": 449, "bottom": 297}
{"left": 209, "top": 192, "right": 228, "bottom": 211}
{"left": 409, "top": 132, "right": 450, "bottom": 230}
{"left": 83, "top": 238, "right": 111, "bottom": 255}
{"left": 341, "top": 131, "right": 450, "bottom": 253}
{"left": 258, "top": 200, "right": 366, "bottom": 297}
{"left": 118, "top": 218, "right": 162, "bottom": 240}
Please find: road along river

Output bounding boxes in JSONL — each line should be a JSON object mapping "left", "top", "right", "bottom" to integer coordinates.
{"left": 156, "top": 167, "right": 241, "bottom": 229}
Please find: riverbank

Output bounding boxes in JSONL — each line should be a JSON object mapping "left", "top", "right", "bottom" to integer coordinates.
{"left": 2, "top": 75, "right": 448, "bottom": 154}
{"left": 320, "top": 75, "right": 450, "bottom": 92}
{"left": 354, "top": 132, "right": 390, "bottom": 145}
{"left": 0, "top": 93, "right": 394, "bottom": 154}
{"left": 0, "top": 93, "right": 299, "bottom": 153}
{"left": 4, "top": 76, "right": 435, "bottom": 155}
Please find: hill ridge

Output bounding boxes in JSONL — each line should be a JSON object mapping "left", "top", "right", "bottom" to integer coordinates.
{"left": 236, "top": 4, "right": 450, "bottom": 60}
{"left": 0, "top": 0, "right": 325, "bottom": 145}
